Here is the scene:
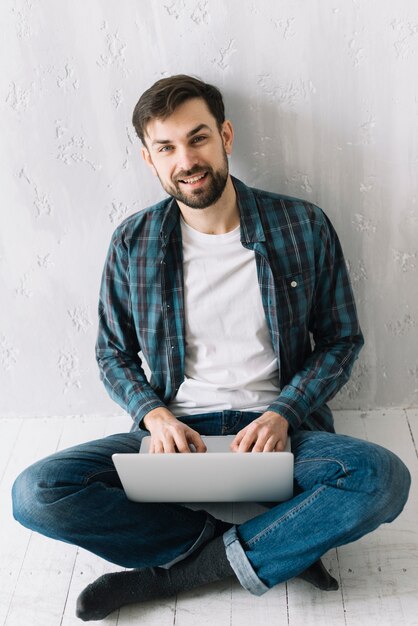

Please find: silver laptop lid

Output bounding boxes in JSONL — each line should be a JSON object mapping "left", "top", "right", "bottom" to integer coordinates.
{"left": 113, "top": 435, "right": 293, "bottom": 503}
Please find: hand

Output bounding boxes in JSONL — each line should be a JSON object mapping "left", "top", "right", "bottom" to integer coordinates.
{"left": 230, "top": 411, "right": 289, "bottom": 453}
{"left": 143, "top": 408, "right": 207, "bottom": 454}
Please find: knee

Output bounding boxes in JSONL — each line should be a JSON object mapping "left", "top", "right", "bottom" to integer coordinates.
{"left": 12, "top": 461, "right": 49, "bottom": 531}
{"left": 361, "top": 444, "right": 411, "bottom": 523}
{"left": 379, "top": 448, "right": 411, "bottom": 522}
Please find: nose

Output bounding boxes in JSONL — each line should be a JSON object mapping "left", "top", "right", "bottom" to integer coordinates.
{"left": 176, "top": 145, "right": 199, "bottom": 175}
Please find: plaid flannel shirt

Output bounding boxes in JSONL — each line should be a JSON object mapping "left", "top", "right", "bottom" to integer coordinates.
{"left": 96, "top": 176, "right": 364, "bottom": 433}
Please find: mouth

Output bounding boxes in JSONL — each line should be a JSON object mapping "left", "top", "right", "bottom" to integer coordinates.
{"left": 177, "top": 171, "right": 208, "bottom": 187}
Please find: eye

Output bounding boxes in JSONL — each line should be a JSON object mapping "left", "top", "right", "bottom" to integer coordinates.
{"left": 191, "top": 135, "right": 207, "bottom": 144}
{"left": 159, "top": 145, "right": 173, "bottom": 153}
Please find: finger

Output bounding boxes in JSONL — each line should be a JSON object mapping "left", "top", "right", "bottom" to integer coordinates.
{"left": 259, "top": 436, "right": 277, "bottom": 452}
{"left": 173, "top": 432, "right": 192, "bottom": 453}
{"left": 246, "top": 423, "right": 278, "bottom": 452}
{"left": 273, "top": 438, "right": 285, "bottom": 452}
{"left": 274, "top": 436, "right": 287, "bottom": 452}
{"left": 238, "top": 430, "right": 257, "bottom": 453}
{"left": 163, "top": 438, "right": 178, "bottom": 453}
{"left": 252, "top": 434, "right": 271, "bottom": 452}
{"left": 188, "top": 431, "right": 207, "bottom": 453}
{"left": 230, "top": 431, "right": 244, "bottom": 451}
{"left": 153, "top": 441, "right": 164, "bottom": 454}
{"left": 239, "top": 421, "right": 269, "bottom": 452}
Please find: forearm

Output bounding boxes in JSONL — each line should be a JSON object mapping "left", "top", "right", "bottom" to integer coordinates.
{"left": 97, "top": 349, "right": 167, "bottom": 427}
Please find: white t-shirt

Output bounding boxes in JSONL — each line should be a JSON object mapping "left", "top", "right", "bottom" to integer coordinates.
{"left": 167, "top": 216, "right": 280, "bottom": 416}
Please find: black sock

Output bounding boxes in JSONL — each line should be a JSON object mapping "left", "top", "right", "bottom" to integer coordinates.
{"left": 76, "top": 535, "right": 235, "bottom": 621}
{"left": 296, "top": 559, "right": 339, "bottom": 591}
{"left": 76, "top": 536, "right": 338, "bottom": 621}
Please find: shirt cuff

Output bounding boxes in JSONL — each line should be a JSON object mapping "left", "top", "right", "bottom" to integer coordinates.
{"left": 128, "top": 394, "right": 168, "bottom": 429}
{"left": 267, "top": 386, "right": 311, "bottom": 432}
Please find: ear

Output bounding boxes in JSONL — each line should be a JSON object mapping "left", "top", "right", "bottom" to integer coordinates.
{"left": 141, "top": 146, "right": 158, "bottom": 177}
{"left": 221, "top": 120, "right": 234, "bottom": 156}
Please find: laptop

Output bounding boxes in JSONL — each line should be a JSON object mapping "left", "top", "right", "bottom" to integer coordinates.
{"left": 112, "top": 435, "right": 294, "bottom": 503}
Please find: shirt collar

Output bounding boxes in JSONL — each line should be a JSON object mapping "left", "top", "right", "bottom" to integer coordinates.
{"left": 231, "top": 176, "right": 266, "bottom": 243}
{"left": 160, "top": 198, "right": 180, "bottom": 245}
{"left": 159, "top": 175, "right": 266, "bottom": 244}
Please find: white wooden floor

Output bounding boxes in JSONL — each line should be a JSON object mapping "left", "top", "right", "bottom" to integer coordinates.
{"left": 1, "top": 409, "right": 417, "bottom": 626}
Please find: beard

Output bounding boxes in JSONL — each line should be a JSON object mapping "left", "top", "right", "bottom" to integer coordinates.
{"left": 158, "top": 150, "right": 229, "bottom": 209}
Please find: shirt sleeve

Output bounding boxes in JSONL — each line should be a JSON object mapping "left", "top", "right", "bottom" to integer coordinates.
{"left": 267, "top": 209, "right": 364, "bottom": 431}
{"left": 95, "top": 227, "right": 167, "bottom": 428}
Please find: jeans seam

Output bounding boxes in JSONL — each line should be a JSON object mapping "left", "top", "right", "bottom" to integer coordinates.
{"left": 295, "top": 457, "right": 350, "bottom": 476}
{"left": 158, "top": 515, "right": 216, "bottom": 569}
{"left": 222, "top": 414, "right": 243, "bottom": 433}
{"left": 84, "top": 468, "right": 119, "bottom": 486}
{"left": 245, "top": 484, "right": 327, "bottom": 547}
{"left": 222, "top": 411, "right": 261, "bottom": 434}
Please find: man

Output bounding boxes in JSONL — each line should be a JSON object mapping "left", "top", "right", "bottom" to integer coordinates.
{"left": 12, "top": 75, "right": 410, "bottom": 621}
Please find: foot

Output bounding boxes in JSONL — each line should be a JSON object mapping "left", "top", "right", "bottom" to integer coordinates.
{"left": 296, "top": 559, "right": 339, "bottom": 590}
{"left": 76, "top": 535, "right": 234, "bottom": 621}
{"left": 76, "top": 568, "right": 170, "bottom": 621}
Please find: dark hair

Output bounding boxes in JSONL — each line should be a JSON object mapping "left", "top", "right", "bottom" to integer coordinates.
{"left": 132, "top": 74, "right": 225, "bottom": 145}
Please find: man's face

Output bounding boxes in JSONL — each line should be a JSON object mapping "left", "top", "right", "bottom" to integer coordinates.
{"left": 141, "top": 98, "right": 234, "bottom": 209}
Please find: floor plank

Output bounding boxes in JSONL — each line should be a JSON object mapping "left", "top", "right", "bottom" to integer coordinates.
{"left": 117, "top": 598, "right": 176, "bottom": 626}
{"left": 406, "top": 408, "right": 418, "bottom": 459}
{"left": 286, "top": 551, "right": 346, "bottom": 626}
{"left": 174, "top": 580, "right": 232, "bottom": 626}
{"left": 230, "top": 582, "right": 288, "bottom": 626}
{"left": 0, "top": 419, "right": 23, "bottom": 488}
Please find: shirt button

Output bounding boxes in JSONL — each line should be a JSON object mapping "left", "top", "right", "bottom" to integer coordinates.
{"left": 290, "top": 280, "right": 298, "bottom": 288}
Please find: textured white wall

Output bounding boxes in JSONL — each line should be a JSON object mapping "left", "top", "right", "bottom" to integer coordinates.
{"left": 1, "top": 0, "right": 417, "bottom": 418}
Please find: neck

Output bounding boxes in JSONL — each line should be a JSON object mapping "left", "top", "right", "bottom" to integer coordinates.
{"left": 177, "top": 176, "right": 239, "bottom": 235}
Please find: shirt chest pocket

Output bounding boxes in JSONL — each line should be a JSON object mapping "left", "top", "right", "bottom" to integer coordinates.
{"left": 275, "top": 271, "right": 314, "bottom": 328}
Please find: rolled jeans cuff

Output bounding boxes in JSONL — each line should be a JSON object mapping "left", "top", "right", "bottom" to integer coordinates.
{"left": 223, "top": 525, "right": 269, "bottom": 596}
{"left": 158, "top": 512, "right": 217, "bottom": 569}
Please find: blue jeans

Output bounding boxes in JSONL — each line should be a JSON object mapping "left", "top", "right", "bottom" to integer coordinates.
{"left": 12, "top": 411, "right": 411, "bottom": 595}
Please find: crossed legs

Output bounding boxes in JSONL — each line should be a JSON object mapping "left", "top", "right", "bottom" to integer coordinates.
{"left": 12, "top": 429, "right": 410, "bottom": 620}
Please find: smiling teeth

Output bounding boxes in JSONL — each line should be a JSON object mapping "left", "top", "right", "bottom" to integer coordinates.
{"left": 182, "top": 173, "right": 206, "bottom": 184}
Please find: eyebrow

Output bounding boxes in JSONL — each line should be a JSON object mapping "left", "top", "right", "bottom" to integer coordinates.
{"left": 151, "top": 123, "right": 212, "bottom": 147}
